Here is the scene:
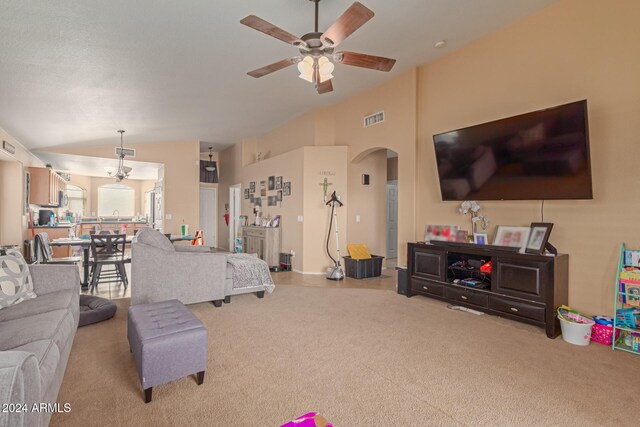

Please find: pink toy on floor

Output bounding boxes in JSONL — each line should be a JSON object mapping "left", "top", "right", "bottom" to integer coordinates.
{"left": 280, "top": 412, "right": 332, "bottom": 427}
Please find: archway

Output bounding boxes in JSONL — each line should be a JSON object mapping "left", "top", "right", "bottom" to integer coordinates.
{"left": 348, "top": 147, "right": 399, "bottom": 270}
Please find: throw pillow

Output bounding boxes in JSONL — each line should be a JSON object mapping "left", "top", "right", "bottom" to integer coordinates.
{"left": 0, "top": 249, "right": 36, "bottom": 310}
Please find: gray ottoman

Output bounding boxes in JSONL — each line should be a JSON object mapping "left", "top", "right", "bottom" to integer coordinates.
{"left": 127, "top": 299, "right": 208, "bottom": 403}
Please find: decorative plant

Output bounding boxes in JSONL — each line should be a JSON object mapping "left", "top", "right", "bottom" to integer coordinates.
{"left": 458, "top": 200, "right": 489, "bottom": 234}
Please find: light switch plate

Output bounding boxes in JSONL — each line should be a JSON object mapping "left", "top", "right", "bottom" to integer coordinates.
{"left": 356, "top": 215, "right": 361, "bottom": 223}
{"left": 166, "top": 214, "right": 173, "bottom": 220}
{"left": 297, "top": 215, "right": 303, "bottom": 222}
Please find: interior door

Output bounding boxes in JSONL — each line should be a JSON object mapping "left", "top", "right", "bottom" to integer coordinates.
{"left": 229, "top": 184, "right": 241, "bottom": 252}
{"left": 386, "top": 180, "right": 398, "bottom": 258}
{"left": 199, "top": 187, "right": 217, "bottom": 248}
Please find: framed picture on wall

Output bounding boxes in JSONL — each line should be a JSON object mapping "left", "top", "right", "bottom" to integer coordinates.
{"left": 244, "top": 189, "right": 250, "bottom": 199}
{"left": 260, "top": 181, "right": 266, "bottom": 197}
{"left": 276, "top": 190, "right": 283, "bottom": 201}
{"left": 267, "top": 196, "right": 276, "bottom": 206}
{"left": 254, "top": 197, "right": 262, "bottom": 207}
{"left": 283, "top": 182, "right": 291, "bottom": 196}
{"left": 268, "top": 176, "right": 275, "bottom": 191}
{"left": 275, "top": 176, "right": 283, "bottom": 190}
{"left": 23, "top": 170, "right": 30, "bottom": 214}
{"left": 249, "top": 181, "right": 256, "bottom": 193}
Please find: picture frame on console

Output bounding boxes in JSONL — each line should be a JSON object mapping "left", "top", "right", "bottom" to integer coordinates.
{"left": 525, "top": 223, "right": 554, "bottom": 255}
{"left": 493, "top": 226, "right": 531, "bottom": 252}
{"left": 473, "top": 232, "right": 488, "bottom": 245}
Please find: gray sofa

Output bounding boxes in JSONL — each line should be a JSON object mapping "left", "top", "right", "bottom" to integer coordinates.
{"left": 132, "top": 229, "right": 272, "bottom": 307}
{"left": 0, "top": 265, "right": 80, "bottom": 427}
{"left": 131, "top": 229, "right": 228, "bottom": 306}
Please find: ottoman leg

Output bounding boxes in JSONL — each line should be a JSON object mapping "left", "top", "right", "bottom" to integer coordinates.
{"left": 224, "top": 296, "right": 231, "bottom": 304}
{"left": 256, "top": 291, "right": 265, "bottom": 299}
{"left": 212, "top": 300, "right": 223, "bottom": 308}
{"left": 144, "top": 387, "right": 152, "bottom": 403}
{"left": 196, "top": 371, "right": 205, "bottom": 385}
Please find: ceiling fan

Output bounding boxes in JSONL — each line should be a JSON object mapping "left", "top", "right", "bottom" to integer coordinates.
{"left": 241, "top": 0, "right": 396, "bottom": 94}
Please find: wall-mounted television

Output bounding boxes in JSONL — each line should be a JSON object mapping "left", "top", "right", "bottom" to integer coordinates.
{"left": 433, "top": 100, "right": 592, "bottom": 201}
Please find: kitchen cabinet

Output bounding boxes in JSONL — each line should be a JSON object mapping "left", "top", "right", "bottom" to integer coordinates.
{"left": 29, "top": 167, "right": 66, "bottom": 206}
{"left": 33, "top": 226, "right": 76, "bottom": 258}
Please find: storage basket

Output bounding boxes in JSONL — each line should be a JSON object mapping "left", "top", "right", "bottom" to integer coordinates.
{"left": 557, "top": 307, "right": 594, "bottom": 346}
{"left": 591, "top": 323, "right": 619, "bottom": 345}
{"left": 343, "top": 255, "right": 384, "bottom": 279}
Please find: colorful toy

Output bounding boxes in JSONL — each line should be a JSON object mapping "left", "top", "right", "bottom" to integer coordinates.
{"left": 280, "top": 412, "right": 332, "bottom": 427}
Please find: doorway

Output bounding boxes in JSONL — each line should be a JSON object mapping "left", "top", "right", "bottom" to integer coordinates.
{"left": 199, "top": 186, "right": 217, "bottom": 248}
{"left": 228, "top": 184, "right": 242, "bottom": 252}
{"left": 386, "top": 180, "right": 398, "bottom": 260}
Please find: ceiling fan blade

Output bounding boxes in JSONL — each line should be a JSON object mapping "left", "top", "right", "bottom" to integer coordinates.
{"left": 320, "top": 2, "right": 374, "bottom": 47}
{"left": 240, "top": 15, "right": 304, "bottom": 47}
{"left": 247, "top": 58, "right": 297, "bottom": 78}
{"left": 335, "top": 51, "right": 396, "bottom": 72}
{"left": 316, "top": 79, "right": 333, "bottom": 95}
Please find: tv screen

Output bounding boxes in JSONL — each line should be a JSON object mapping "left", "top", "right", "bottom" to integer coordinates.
{"left": 433, "top": 100, "right": 592, "bottom": 201}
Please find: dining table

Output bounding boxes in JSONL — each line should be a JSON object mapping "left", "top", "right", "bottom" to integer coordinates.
{"left": 49, "top": 234, "right": 193, "bottom": 289}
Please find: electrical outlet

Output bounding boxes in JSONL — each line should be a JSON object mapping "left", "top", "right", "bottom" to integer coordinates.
{"left": 356, "top": 215, "right": 361, "bottom": 223}
{"left": 166, "top": 213, "right": 173, "bottom": 220}
{"left": 297, "top": 215, "right": 303, "bottom": 222}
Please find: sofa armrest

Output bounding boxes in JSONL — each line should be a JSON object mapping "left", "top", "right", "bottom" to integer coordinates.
{"left": 29, "top": 265, "right": 80, "bottom": 295}
{"left": 0, "top": 351, "right": 42, "bottom": 427}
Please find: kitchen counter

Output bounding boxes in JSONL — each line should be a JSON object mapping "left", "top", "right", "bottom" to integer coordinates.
{"left": 80, "top": 221, "right": 148, "bottom": 225}
{"left": 33, "top": 224, "right": 76, "bottom": 228}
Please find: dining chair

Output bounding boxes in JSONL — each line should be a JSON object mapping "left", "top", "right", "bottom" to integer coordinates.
{"left": 34, "top": 233, "right": 81, "bottom": 265}
{"left": 89, "top": 234, "right": 129, "bottom": 293}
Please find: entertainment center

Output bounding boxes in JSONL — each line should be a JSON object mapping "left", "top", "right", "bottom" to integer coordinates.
{"left": 407, "top": 242, "right": 568, "bottom": 338}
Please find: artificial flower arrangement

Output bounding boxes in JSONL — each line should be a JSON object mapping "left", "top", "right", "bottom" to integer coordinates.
{"left": 458, "top": 200, "right": 489, "bottom": 234}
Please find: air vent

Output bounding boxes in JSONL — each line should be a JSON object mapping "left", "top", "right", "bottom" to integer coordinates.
{"left": 364, "top": 111, "right": 384, "bottom": 128}
{"left": 115, "top": 147, "right": 136, "bottom": 157}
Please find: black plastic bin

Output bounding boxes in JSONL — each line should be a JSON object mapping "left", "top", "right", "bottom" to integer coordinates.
{"left": 343, "top": 255, "right": 385, "bottom": 279}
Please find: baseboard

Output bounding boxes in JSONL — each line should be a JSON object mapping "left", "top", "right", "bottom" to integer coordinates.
{"left": 292, "top": 269, "right": 326, "bottom": 275}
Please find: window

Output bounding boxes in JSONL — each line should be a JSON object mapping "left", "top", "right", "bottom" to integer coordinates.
{"left": 98, "top": 184, "right": 135, "bottom": 217}
{"left": 67, "top": 184, "right": 86, "bottom": 216}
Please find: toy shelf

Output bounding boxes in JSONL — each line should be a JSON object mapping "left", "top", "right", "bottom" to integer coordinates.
{"left": 613, "top": 243, "right": 640, "bottom": 355}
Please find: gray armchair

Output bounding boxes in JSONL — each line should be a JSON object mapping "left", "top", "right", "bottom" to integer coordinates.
{"left": 131, "top": 229, "right": 227, "bottom": 307}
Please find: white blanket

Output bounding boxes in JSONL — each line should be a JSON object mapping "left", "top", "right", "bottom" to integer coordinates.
{"left": 227, "top": 254, "right": 275, "bottom": 293}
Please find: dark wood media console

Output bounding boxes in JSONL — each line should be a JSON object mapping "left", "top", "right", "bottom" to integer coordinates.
{"left": 407, "top": 242, "right": 568, "bottom": 338}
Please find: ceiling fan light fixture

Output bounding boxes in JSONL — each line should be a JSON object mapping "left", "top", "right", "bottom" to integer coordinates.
{"left": 318, "top": 56, "right": 334, "bottom": 82}
{"left": 297, "top": 55, "right": 314, "bottom": 82}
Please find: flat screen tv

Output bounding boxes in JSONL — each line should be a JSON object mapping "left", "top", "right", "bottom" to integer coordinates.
{"left": 433, "top": 100, "right": 592, "bottom": 201}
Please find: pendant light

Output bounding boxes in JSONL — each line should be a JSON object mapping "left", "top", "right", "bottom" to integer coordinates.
{"left": 108, "top": 130, "right": 132, "bottom": 182}
{"left": 205, "top": 146, "right": 216, "bottom": 172}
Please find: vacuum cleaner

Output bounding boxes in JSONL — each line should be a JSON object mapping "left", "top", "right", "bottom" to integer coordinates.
{"left": 325, "top": 191, "right": 344, "bottom": 280}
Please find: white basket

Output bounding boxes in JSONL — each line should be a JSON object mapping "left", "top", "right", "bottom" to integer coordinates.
{"left": 558, "top": 315, "right": 594, "bottom": 346}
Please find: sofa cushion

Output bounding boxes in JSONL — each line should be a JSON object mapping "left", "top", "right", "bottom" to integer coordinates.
{"left": 0, "top": 309, "right": 76, "bottom": 353}
{"left": 0, "top": 249, "right": 36, "bottom": 310}
{"left": 0, "top": 289, "right": 76, "bottom": 323}
{"left": 136, "top": 228, "right": 175, "bottom": 252}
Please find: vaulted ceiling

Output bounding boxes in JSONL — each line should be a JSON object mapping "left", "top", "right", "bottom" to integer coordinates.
{"left": 0, "top": 0, "right": 557, "bottom": 151}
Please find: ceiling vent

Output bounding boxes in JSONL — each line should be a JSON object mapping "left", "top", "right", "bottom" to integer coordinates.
{"left": 115, "top": 147, "right": 136, "bottom": 158}
{"left": 364, "top": 111, "right": 384, "bottom": 128}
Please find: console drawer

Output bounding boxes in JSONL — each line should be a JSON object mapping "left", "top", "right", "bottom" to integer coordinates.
{"left": 445, "top": 286, "right": 488, "bottom": 308}
{"left": 489, "top": 295, "right": 545, "bottom": 322}
{"left": 411, "top": 278, "right": 444, "bottom": 297}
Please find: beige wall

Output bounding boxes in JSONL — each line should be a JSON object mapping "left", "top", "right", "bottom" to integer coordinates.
{"left": 217, "top": 142, "right": 244, "bottom": 251}
{"left": 0, "top": 161, "right": 24, "bottom": 246}
{"left": 40, "top": 140, "right": 199, "bottom": 234}
{"left": 347, "top": 149, "right": 387, "bottom": 257}
{"left": 302, "top": 146, "right": 348, "bottom": 273}
{"left": 0, "top": 127, "right": 46, "bottom": 246}
{"left": 255, "top": 112, "right": 316, "bottom": 160}
{"left": 241, "top": 148, "right": 304, "bottom": 271}
{"left": 416, "top": 0, "right": 640, "bottom": 314}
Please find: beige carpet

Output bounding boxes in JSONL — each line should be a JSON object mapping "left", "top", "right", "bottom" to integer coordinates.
{"left": 53, "top": 286, "right": 639, "bottom": 426}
